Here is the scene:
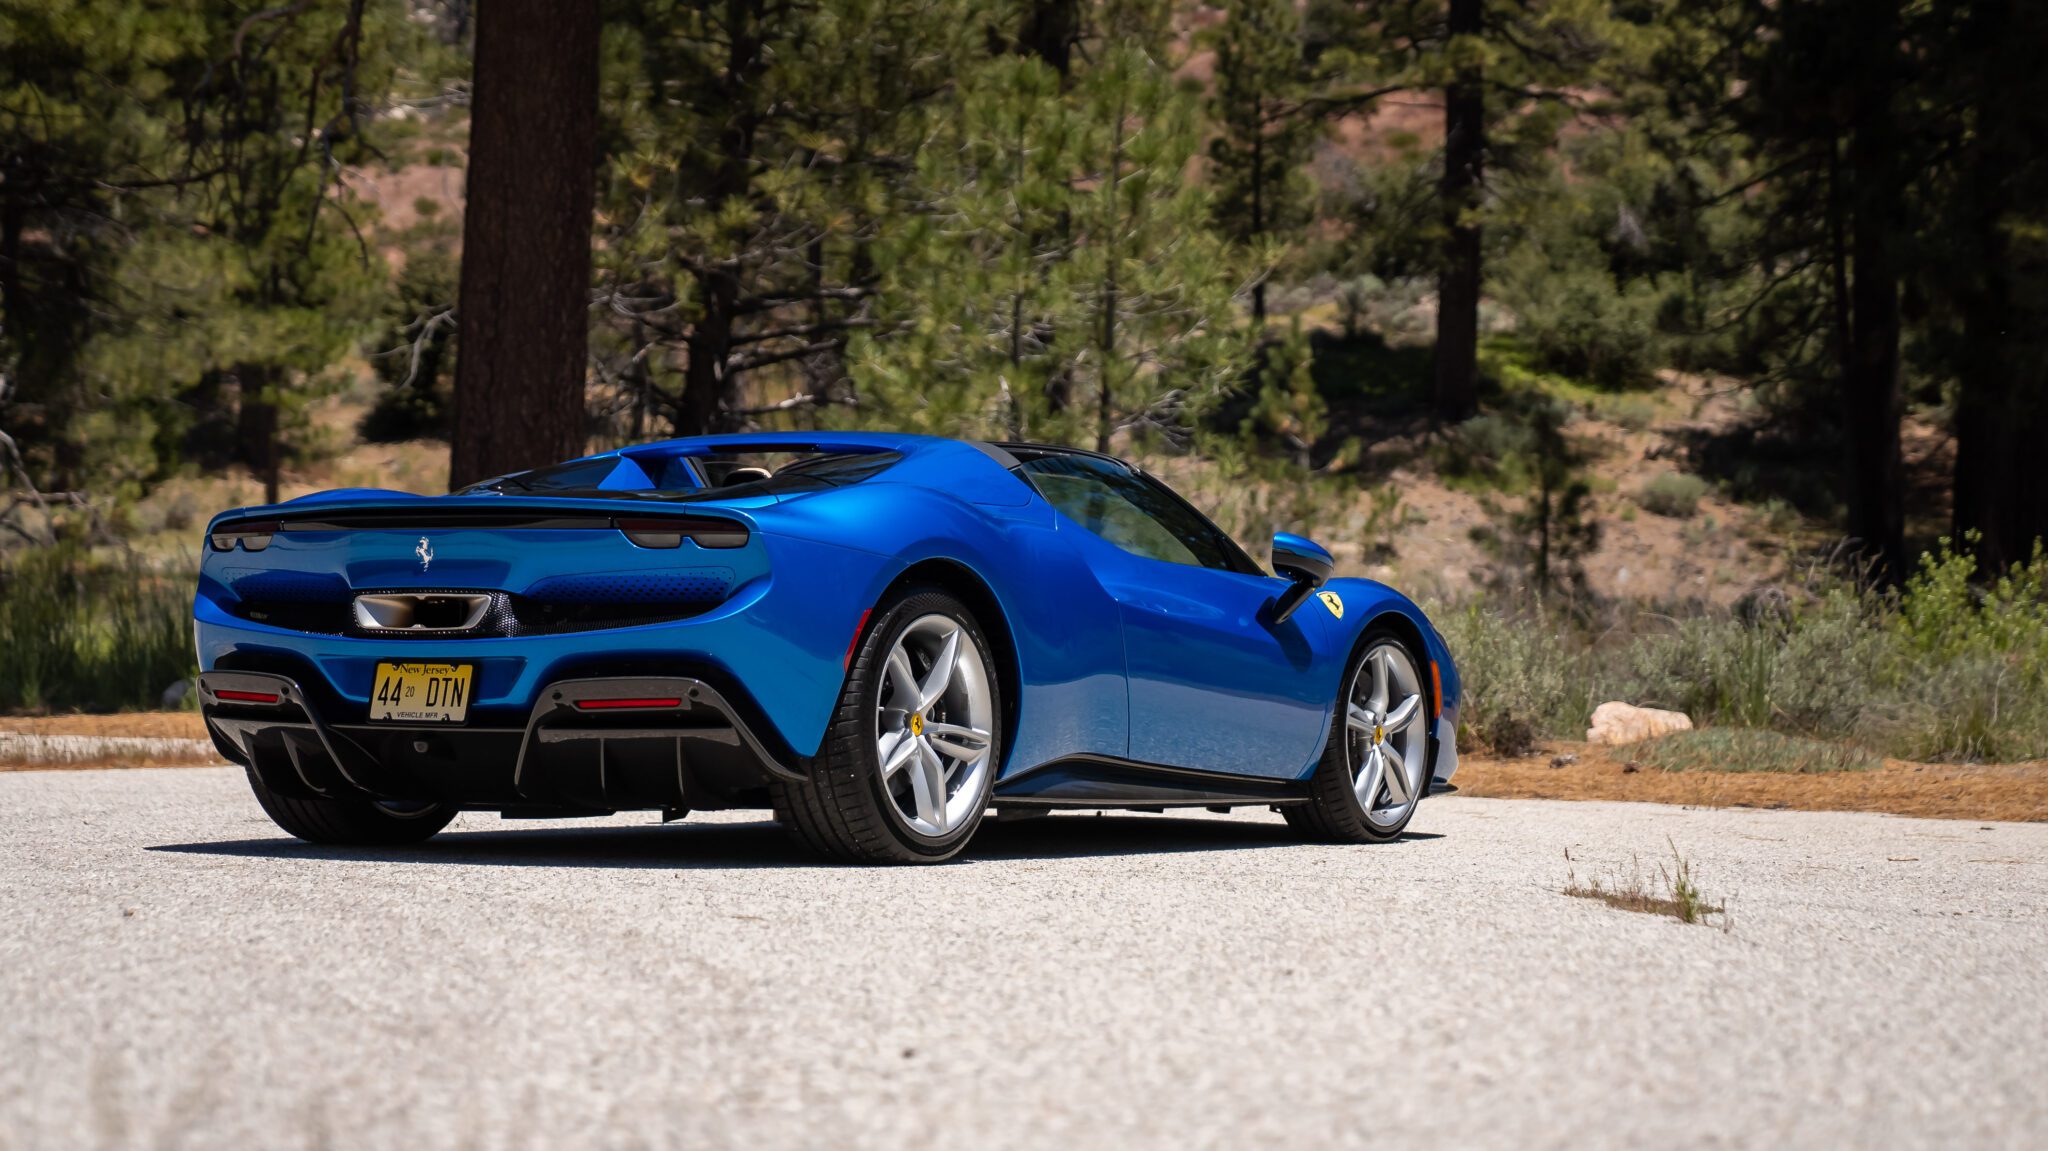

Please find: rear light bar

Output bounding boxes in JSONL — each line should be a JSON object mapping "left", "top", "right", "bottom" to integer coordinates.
{"left": 209, "top": 521, "right": 278, "bottom": 552}
{"left": 206, "top": 514, "right": 747, "bottom": 551}
{"left": 615, "top": 517, "right": 749, "bottom": 550}
{"left": 215, "top": 689, "right": 282, "bottom": 705}
{"left": 573, "top": 697, "right": 684, "bottom": 711}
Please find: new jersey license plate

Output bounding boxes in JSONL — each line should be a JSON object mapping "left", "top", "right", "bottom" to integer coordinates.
{"left": 369, "top": 661, "right": 474, "bottom": 723}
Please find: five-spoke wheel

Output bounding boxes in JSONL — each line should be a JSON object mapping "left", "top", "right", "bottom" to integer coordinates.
{"left": 1342, "top": 642, "right": 1428, "bottom": 831}
{"left": 875, "top": 613, "right": 996, "bottom": 838}
{"left": 773, "top": 588, "right": 1001, "bottom": 862}
{"left": 1288, "top": 630, "right": 1433, "bottom": 843}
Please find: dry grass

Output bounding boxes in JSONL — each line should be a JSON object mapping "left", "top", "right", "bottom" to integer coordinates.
{"left": 0, "top": 712, "right": 221, "bottom": 772}
{"left": 1565, "top": 842, "right": 1727, "bottom": 927}
{"left": 1457, "top": 741, "right": 2048, "bottom": 823}
{"left": 1629, "top": 727, "right": 1882, "bottom": 774}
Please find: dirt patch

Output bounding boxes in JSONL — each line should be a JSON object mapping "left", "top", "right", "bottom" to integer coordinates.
{"left": 0, "top": 713, "right": 217, "bottom": 772}
{"left": 3, "top": 712, "right": 208, "bottom": 739}
{"left": 1458, "top": 742, "right": 2048, "bottom": 823}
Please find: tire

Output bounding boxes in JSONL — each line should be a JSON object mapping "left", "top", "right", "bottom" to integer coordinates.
{"left": 245, "top": 766, "right": 457, "bottom": 846}
{"left": 772, "top": 587, "right": 1002, "bottom": 863}
{"left": 1286, "top": 628, "right": 1433, "bottom": 844}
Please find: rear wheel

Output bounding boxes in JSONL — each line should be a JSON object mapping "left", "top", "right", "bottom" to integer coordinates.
{"left": 1286, "top": 630, "right": 1431, "bottom": 843}
{"left": 245, "top": 767, "right": 457, "bottom": 846}
{"left": 773, "top": 588, "right": 1000, "bottom": 863}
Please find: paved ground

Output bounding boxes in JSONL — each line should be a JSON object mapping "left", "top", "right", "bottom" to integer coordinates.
{"left": 2, "top": 768, "right": 2044, "bottom": 1150}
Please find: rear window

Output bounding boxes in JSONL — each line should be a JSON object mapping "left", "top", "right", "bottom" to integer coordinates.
{"left": 459, "top": 449, "right": 901, "bottom": 501}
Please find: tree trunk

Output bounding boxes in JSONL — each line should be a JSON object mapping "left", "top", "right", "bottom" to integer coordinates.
{"left": 236, "top": 365, "right": 281, "bottom": 507}
{"left": 449, "top": 0, "right": 599, "bottom": 489}
{"left": 1950, "top": 0, "right": 2046, "bottom": 571}
{"left": 1433, "top": 0, "right": 1484, "bottom": 424}
{"left": 1952, "top": 162, "right": 2019, "bottom": 570}
{"left": 1018, "top": 0, "right": 1079, "bottom": 76}
{"left": 1844, "top": 10, "right": 1907, "bottom": 584}
{"left": 1250, "top": 126, "right": 1267, "bottom": 329}
{"left": 1097, "top": 91, "right": 1127, "bottom": 455}
{"left": 0, "top": 187, "right": 22, "bottom": 351}
{"left": 679, "top": 268, "right": 739, "bottom": 435}
{"left": 673, "top": 0, "right": 765, "bottom": 436}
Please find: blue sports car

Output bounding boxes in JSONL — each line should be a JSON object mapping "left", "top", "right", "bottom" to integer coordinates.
{"left": 194, "top": 433, "right": 1461, "bottom": 862}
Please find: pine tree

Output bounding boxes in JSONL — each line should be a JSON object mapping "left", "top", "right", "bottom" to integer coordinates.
{"left": 1313, "top": 1, "right": 1615, "bottom": 422}
{"left": 1240, "top": 320, "right": 1325, "bottom": 468}
{"left": 1206, "top": 0, "right": 1317, "bottom": 329}
{"left": 2, "top": 1, "right": 418, "bottom": 510}
{"left": 850, "top": 30, "right": 1247, "bottom": 450}
{"left": 594, "top": 0, "right": 974, "bottom": 437}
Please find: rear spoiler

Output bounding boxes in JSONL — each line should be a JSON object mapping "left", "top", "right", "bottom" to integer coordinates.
{"left": 206, "top": 504, "right": 750, "bottom": 552}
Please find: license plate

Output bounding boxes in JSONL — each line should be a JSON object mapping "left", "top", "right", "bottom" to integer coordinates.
{"left": 369, "top": 662, "right": 474, "bottom": 724}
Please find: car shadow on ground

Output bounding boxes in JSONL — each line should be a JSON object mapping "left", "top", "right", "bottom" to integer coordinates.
{"left": 149, "top": 813, "right": 1442, "bottom": 871}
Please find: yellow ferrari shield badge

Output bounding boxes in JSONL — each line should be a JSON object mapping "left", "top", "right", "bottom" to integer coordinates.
{"left": 1318, "top": 590, "right": 1344, "bottom": 619}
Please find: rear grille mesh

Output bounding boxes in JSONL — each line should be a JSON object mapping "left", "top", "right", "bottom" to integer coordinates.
{"left": 524, "top": 569, "right": 733, "bottom": 605}
{"left": 226, "top": 568, "right": 736, "bottom": 637}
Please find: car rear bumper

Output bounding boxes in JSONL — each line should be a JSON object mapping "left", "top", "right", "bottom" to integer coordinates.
{"left": 193, "top": 530, "right": 904, "bottom": 762}
{"left": 199, "top": 670, "right": 804, "bottom": 813}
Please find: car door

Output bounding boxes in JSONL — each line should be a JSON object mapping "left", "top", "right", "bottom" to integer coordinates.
{"left": 1012, "top": 452, "right": 1332, "bottom": 778}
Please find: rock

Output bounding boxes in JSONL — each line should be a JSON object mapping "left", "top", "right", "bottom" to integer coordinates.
{"left": 1548, "top": 753, "right": 1579, "bottom": 769}
{"left": 1586, "top": 701, "right": 1694, "bottom": 746}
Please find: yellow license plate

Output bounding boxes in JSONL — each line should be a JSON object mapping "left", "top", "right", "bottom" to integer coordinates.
{"left": 369, "top": 662, "right": 474, "bottom": 724}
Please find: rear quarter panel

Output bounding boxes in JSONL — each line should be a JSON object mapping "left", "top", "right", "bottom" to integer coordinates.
{"left": 758, "top": 480, "right": 1127, "bottom": 775}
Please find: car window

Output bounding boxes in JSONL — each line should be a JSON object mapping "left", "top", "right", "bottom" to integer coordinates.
{"left": 1014, "top": 453, "right": 1257, "bottom": 574}
{"left": 458, "top": 450, "right": 900, "bottom": 500}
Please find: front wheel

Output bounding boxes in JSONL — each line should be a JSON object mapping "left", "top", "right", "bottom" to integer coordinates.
{"left": 772, "top": 588, "right": 1002, "bottom": 863}
{"left": 245, "top": 767, "right": 457, "bottom": 846}
{"left": 1286, "top": 630, "right": 1432, "bottom": 843}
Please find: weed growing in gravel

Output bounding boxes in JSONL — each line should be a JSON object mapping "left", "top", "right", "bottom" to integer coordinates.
{"left": 1564, "top": 842, "right": 1728, "bottom": 928}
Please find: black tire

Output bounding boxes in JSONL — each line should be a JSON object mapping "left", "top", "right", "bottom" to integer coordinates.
{"left": 245, "top": 766, "right": 457, "bottom": 846}
{"left": 772, "top": 587, "right": 1001, "bottom": 863}
{"left": 1286, "top": 628, "right": 1431, "bottom": 844}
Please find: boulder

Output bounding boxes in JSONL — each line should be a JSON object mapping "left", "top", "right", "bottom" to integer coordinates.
{"left": 1586, "top": 701, "right": 1693, "bottom": 746}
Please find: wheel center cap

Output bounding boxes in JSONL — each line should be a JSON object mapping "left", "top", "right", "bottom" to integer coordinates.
{"left": 909, "top": 713, "right": 924, "bottom": 737}
{"left": 1373, "top": 724, "right": 1385, "bottom": 745}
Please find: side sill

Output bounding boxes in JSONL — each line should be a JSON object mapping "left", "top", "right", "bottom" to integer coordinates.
{"left": 994, "top": 754, "right": 1313, "bottom": 810}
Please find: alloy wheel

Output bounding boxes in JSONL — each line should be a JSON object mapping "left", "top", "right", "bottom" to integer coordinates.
{"left": 874, "top": 613, "right": 995, "bottom": 838}
{"left": 1344, "top": 641, "right": 1428, "bottom": 831}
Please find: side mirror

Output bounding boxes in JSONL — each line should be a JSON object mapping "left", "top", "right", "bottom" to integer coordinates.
{"left": 1267, "top": 532, "right": 1333, "bottom": 625}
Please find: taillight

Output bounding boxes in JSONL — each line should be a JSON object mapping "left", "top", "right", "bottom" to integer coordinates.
{"left": 573, "top": 697, "right": 684, "bottom": 711}
{"left": 615, "top": 517, "right": 749, "bottom": 550}
{"left": 209, "top": 521, "right": 278, "bottom": 552}
{"left": 215, "top": 689, "right": 281, "bottom": 704}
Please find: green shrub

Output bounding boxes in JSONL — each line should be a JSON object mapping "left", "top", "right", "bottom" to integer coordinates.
{"left": 1435, "top": 602, "right": 1598, "bottom": 755}
{"left": 1628, "top": 728, "right": 1881, "bottom": 774}
{"left": 1437, "top": 412, "right": 1537, "bottom": 490}
{"left": 1620, "top": 590, "right": 1880, "bottom": 738}
{"left": 1436, "top": 543, "right": 2048, "bottom": 763}
{"left": 1503, "top": 265, "right": 1667, "bottom": 390}
{"left": 1635, "top": 472, "right": 1711, "bottom": 518}
{"left": 0, "top": 545, "right": 195, "bottom": 713}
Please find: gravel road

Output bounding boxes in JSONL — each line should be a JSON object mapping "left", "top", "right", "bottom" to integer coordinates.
{"left": 3, "top": 767, "right": 2044, "bottom": 1150}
